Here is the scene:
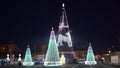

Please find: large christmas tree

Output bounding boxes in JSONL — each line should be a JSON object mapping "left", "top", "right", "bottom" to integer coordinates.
{"left": 85, "top": 43, "right": 97, "bottom": 65}
{"left": 44, "top": 27, "right": 61, "bottom": 66}
{"left": 23, "top": 45, "right": 34, "bottom": 66}
{"left": 57, "top": 3, "right": 74, "bottom": 63}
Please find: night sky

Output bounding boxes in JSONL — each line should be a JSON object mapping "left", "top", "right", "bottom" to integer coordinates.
{"left": 0, "top": 0, "right": 120, "bottom": 52}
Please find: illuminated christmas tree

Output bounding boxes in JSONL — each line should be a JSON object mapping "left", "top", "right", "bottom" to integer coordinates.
{"left": 23, "top": 45, "right": 34, "bottom": 66}
{"left": 57, "top": 3, "right": 74, "bottom": 63}
{"left": 57, "top": 3, "right": 73, "bottom": 51}
{"left": 44, "top": 27, "right": 61, "bottom": 66}
{"left": 85, "top": 43, "right": 97, "bottom": 65}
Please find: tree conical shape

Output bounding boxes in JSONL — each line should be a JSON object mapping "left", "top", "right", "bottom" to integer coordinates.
{"left": 23, "top": 45, "right": 34, "bottom": 66}
{"left": 57, "top": 3, "right": 74, "bottom": 63}
{"left": 44, "top": 27, "right": 62, "bottom": 66}
{"left": 58, "top": 3, "right": 72, "bottom": 48}
{"left": 85, "top": 43, "right": 97, "bottom": 65}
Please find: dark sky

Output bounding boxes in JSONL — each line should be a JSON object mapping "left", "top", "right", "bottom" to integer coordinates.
{"left": 0, "top": 0, "right": 120, "bottom": 52}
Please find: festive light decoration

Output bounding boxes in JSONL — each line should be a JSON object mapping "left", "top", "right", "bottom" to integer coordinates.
{"left": 18, "top": 54, "right": 22, "bottom": 62}
{"left": 57, "top": 3, "right": 72, "bottom": 48}
{"left": 57, "top": 3, "right": 74, "bottom": 63}
{"left": 6, "top": 54, "right": 10, "bottom": 61}
{"left": 44, "top": 27, "right": 62, "bottom": 66}
{"left": 23, "top": 45, "right": 34, "bottom": 66}
{"left": 60, "top": 54, "right": 66, "bottom": 65}
{"left": 85, "top": 43, "right": 97, "bottom": 65}
{"left": 62, "top": 3, "right": 65, "bottom": 8}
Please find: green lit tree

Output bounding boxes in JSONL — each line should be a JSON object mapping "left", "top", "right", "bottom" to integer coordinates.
{"left": 85, "top": 43, "right": 97, "bottom": 65}
{"left": 44, "top": 27, "right": 61, "bottom": 66}
{"left": 23, "top": 45, "right": 34, "bottom": 66}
